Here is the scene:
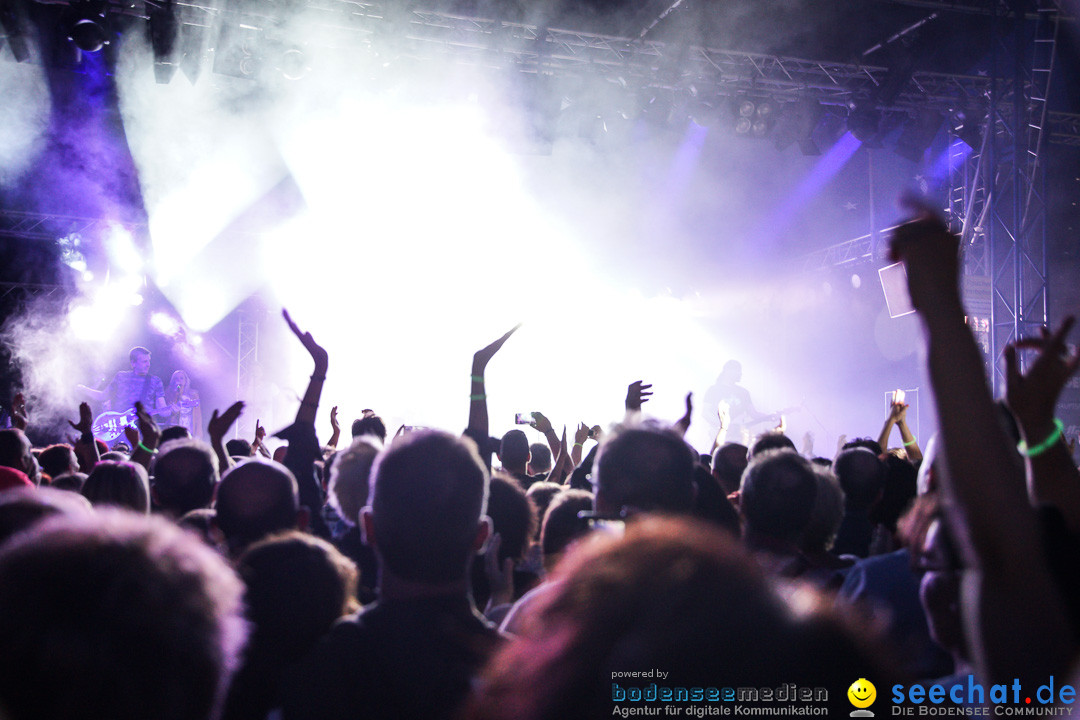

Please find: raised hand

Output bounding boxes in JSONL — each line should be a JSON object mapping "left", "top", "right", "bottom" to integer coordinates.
{"left": 625, "top": 380, "right": 653, "bottom": 412}
{"left": 68, "top": 402, "right": 94, "bottom": 435}
{"left": 717, "top": 401, "right": 731, "bottom": 430}
{"left": 574, "top": 422, "right": 590, "bottom": 445}
{"left": 283, "top": 308, "right": 328, "bottom": 373}
{"left": 674, "top": 392, "right": 693, "bottom": 436}
{"left": 10, "top": 392, "right": 27, "bottom": 431}
{"left": 330, "top": 406, "right": 340, "bottom": 433}
{"left": 1005, "top": 317, "right": 1080, "bottom": 431}
{"left": 473, "top": 324, "right": 521, "bottom": 373}
{"left": 208, "top": 401, "right": 245, "bottom": 443}
{"left": 889, "top": 400, "right": 909, "bottom": 423}
{"left": 530, "top": 411, "right": 554, "bottom": 435}
{"left": 123, "top": 425, "right": 140, "bottom": 449}
{"left": 255, "top": 419, "right": 266, "bottom": 444}
{"left": 888, "top": 204, "right": 962, "bottom": 319}
{"left": 134, "top": 401, "right": 162, "bottom": 450}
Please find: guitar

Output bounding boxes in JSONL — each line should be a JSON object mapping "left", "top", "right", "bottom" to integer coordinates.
{"left": 92, "top": 410, "right": 138, "bottom": 443}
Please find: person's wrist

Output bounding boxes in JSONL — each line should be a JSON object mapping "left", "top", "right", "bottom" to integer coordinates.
{"left": 1018, "top": 418, "right": 1057, "bottom": 446}
{"left": 1018, "top": 418, "right": 1065, "bottom": 458}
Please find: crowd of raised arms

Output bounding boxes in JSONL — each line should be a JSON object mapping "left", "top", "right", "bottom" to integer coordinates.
{"left": 1, "top": 206, "right": 1079, "bottom": 720}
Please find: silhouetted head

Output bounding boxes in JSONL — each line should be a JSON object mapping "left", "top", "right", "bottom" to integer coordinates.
{"left": 593, "top": 422, "right": 696, "bottom": 517}
{"left": 498, "top": 430, "right": 530, "bottom": 474}
{"left": 151, "top": 438, "right": 219, "bottom": 517}
{"left": 363, "top": 430, "right": 489, "bottom": 586}
{"left": 739, "top": 449, "right": 818, "bottom": 545}
{"left": 215, "top": 459, "right": 304, "bottom": 556}
{"left": 0, "top": 510, "right": 247, "bottom": 720}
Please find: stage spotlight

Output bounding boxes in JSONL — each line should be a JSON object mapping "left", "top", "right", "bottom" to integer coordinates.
{"left": 733, "top": 98, "right": 754, "bottom": 134}
{"left": 950, "top": 109, "right": 983, "bottom": 151}
{"left": 773, "top": 99, "right": 824, "bottom": 155}
{"left": 150, "top": 311, "right": 181, "bottom": 336}
{"left": 69, "top": 17, "right": 107, "bottom": 52}
{"left": 0, "top": 0, "right": 31, "bottom": 62}
{"left": 895, "top": 110, "right": 944, "bottom": 163}
{"left": 751, "top": 99, "right": 776, "bottom": 137}
{"left": 278, "top": 47, "right": 308, "bottom": 80}
{"left": 147, "top": 0, "right": 179, "bottom": 84}
{"left": 847, "top": 103, "right": 881, "bottom": 144}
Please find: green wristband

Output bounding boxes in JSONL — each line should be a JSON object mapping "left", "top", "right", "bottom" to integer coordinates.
{"left": 1017, "top": 419, "right": 1065, "bottom": 458}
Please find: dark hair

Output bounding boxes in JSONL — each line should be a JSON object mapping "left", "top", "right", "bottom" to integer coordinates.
{"left": 870, "top": 454, "right": 918, "bottom": 532}
{"left": 739, "top": 450, "right": 818, "bottom": 543}
{"left": 0, "top": 510, "right": 246, "bottom": 720}
{"left": 499, "top": 430, "right": 530, "bottom": 470}
{"left": 129, "top": 346, "right": 151, "bottom": 363}
{"left": 369, "top": 430, "right": 488, "bottom": 584}
{"left": 711, "top": 442, "right": 748, "bottom": 495}
{"left": 0, "top": 429, "right": 31, "bottom": 475}
{"left": 594, "top": 423, "right": 696, "bottom": 516}
{"left": 691, "top": 464, "right": 740, "bottom": 535}
{"left": 39, "top": 443, "right": 78, "bottom": 479}
{"left": 351, "top": 416, "right": 387, "bottom": 443}
{"left": 540, "top": 489, "right": 594, "bottom": 557}
{"left": 160, "top": 426, "right": 192, "bottom": 443}
{"left": 237, "top": 531, "right": 357, "bottom": 657}
{"left": 225, "top": 438, "right": 254, "bottom": 458}
{"left": 841, "top": 437, "right": 884, "bottom": 456}
{"left": 528, "top": 443, "right": 552, "bottom": 473}
{"left": 486, "top": 474, "right": 537, "bottom": 564}
{"left": 749, "top": 432, "right": 796, "bottom": 458}
{"left": 525, "top": 481, "right": 563, "bottom": 539}
{"left": 151, "top": 439, "right": 219, "bottom": 517}
{"left": 833, "top": 447, "right": 886, "bottom": 509}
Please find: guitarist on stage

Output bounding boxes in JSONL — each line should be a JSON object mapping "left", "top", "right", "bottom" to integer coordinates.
{"left": 78, "top": 347, "right": 169, "bottom": 440}
{"left": 703, "top": 359, "right": 782, "bottom": 445}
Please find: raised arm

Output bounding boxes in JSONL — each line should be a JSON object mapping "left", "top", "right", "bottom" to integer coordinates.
{"left": 893, "top": 401, "right": 922, "bottom": 462}
{"left": 125, "top": 401, "right": 162, "bottom": 472}
{"left": 465, "top": 324, "right": 520, "bottom": 469}
{"left": 673, "top": 392, "right": 693, "bottom": 437}
{"left": 624, "top": 380, "right": 653, "bottom": 420}
{"left": 280, "top": 308, "right": 331, "bottom": 539}
{"left": 1004, "top": 318, "right": 1080, "bottom": 533}
{"left": 548, "top": 426, "right": 572, "bottom": 485}
{"left": 877, "top": 391, "right": 921, "bottom": 461}
{"left": 251, "top": 419, "right": 272, "bottom": 458}
{"left": 327, "top": 406, "right": 341, "bottom": 449}
{"left": 890, "top": 208, "right": 1072, "bottom": 686}
{"left": 529, "top": 411, "right": 561, "bottom": 460}
{"left": 710, "top": 401, "right": 730, "bottom": 456}
{"left": 208, "top": 401, "right": 244, "bottom": 473}
{"left": 68, "top": 402, "right": 100, "bottom": 472}
{"left": 572, "top": 422, "right": 590, "bottom": 466}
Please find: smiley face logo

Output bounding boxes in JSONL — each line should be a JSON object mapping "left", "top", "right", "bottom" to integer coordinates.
{"left": 848, "top": 678, "right": 876, "bottom": 709}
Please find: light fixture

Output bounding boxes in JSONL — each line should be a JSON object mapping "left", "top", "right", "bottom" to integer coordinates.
{"left": 895, "top": 110, "right": 944, "bottom": 163}
{"left": 67, "top": 2, "right": 109, "bottom": 53}
{"left": 0, "top": 0, "right": 31, "bottom": 62}
{"left": 847, "top": 102, "right": 881, "bottom": 144}
{"left": 147, "top": 0, "right": 179, "bottom": 84}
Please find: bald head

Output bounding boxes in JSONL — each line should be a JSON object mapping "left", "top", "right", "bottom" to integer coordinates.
{"left": 215, "top": 459, "right": 303, "bottom": 555}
